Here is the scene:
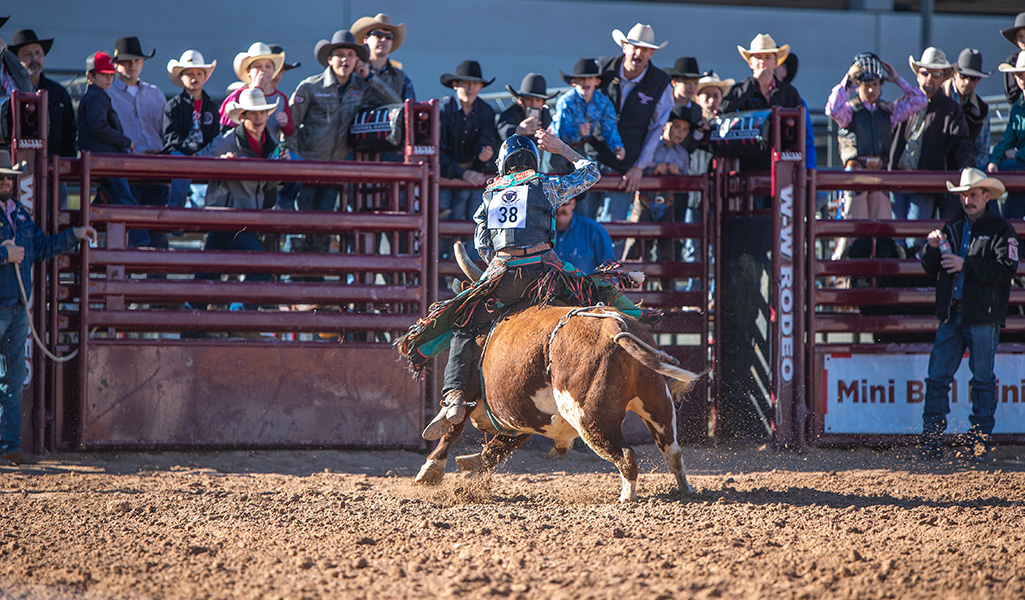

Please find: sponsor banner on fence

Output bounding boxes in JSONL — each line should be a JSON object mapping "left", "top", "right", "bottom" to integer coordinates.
{"left": 823, "top": 353, "right": 1025, "bottom": 434}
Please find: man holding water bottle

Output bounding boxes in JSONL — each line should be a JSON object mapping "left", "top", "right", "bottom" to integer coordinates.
{"left": 919, "top": 167, "right": 1019, "bottom": 461}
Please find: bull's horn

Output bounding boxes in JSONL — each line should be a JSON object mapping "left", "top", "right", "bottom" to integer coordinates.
{"left": 454, "top": 241, "right": 485, "bottom": 281}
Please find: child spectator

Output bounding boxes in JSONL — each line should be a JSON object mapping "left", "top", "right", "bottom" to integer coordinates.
{"left": 497, "top": 73, "right": 554, "bottom": 142}
{"left": 1001, "top": 12, "right": 1025, "bottom": 104}
{"left": 438, "top": 60, "right": 497, "bottom": 221}
{"left": 553, "top": 58, "right": 625, "bottom": 173}
{"left": 163, "top": 50, "right": 219, "bottom": 207}
{"left": 219, "top": 43, "right": 295, "bottom": 141}
{"left": 76, "top": 51, "right": 147, "bottom": 247}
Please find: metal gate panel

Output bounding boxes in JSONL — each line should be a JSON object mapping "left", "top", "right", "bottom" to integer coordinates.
{"left": 83, "top": 342, "right": 421, "bottom": 447}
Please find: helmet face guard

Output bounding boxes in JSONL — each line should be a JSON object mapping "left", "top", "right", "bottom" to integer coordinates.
{"left": 852, "top": 52, "right": 883, "bottom": 84}
{"left": 497, "top": 134, "right": 540, "bottom": 176}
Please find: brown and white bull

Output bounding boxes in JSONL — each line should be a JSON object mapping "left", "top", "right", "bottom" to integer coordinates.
{"left": 415, "top": 246, "right": 702, "bottom": 502}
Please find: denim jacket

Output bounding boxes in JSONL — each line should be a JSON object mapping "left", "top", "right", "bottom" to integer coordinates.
{"left": 0, "top": 200, "right": 78, "bottom": 307}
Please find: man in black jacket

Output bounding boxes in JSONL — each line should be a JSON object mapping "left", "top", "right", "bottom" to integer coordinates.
{"left": 919, "top": 168, "right": 1019, "bottom": 461}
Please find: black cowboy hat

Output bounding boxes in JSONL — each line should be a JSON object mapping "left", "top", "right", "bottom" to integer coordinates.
{"left": 505, "top": 73, "right": 556, "bottom": 100}
{"left": 668, "top": 103, "right": 702, "bottom": 127}
{"left": 1002, "top": 12, "right": 1025, "bottom": 46}
{"left": 439, "top": 60, "right": 494, "bottom": 88}
{"left": 665, "top": 56, "right": 701, "bottom": 79}
{"left": 0, "top": 16, "right": 8, "bottom": 30}
{"left": 114, "top": 36, "right": 155, "bottom": 60}
{"left": 782, "top": 52, "right": 799, "bottom": 83}
{"left": 8, "top": 29, "right": 53, "bottom": 55}
{"left": 314, "top": 30, "right": 368, "bottom": 68}
{"left": 955, "top": 48, "right": 991, "bottom": 78}
{"left": 269, "top": 44, "right": 301, "bottom": 72}
{"left": 558, "top": 58, "right": 614, "bottom": 87}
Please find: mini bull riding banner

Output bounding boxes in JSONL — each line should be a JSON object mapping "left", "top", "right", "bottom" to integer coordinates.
{"left": 822, "top": 353, "right": 1025, "bottom": 434}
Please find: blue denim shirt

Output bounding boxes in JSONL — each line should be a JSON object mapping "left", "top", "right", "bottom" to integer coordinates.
{"left": 553, "top": 88, "right": 624, "bottom": 152}
{"left": 555, "top": 212, "right": 614, "bottom": 274}
{"left": 0, "top": 199, "right": 78, "bottom": 307}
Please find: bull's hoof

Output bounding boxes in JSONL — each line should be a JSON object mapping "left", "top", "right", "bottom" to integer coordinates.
{"left": 414, "top": 460, "right": 446, "bottom": 485}
{"left": 546, "top": 444, "right": 570, "bottom": 460}
{"left": 455, "top": 453, "right": 485, "bottom": 474}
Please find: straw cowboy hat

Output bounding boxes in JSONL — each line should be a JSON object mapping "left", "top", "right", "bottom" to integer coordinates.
{"left": 0, "top": 153, "right": 28, "bottom": 177}
{"left": 439, "top": 60, "right": 494, "bottom": 88}
{"left": 955, "top": 48, "right": 991, "bottom": 78}
{"left": 612, "top": 23, "right": 667, "bottom": 50}
{"left": 505, "top": 73, "right": 557, "bottom": 100}
{"left": 1001, "top": 12, "right": 1025, "bottom": 46}
{"left": 737, "top": 34, "right": 789, "bottom": 64}
{"left": 350, "top": 13, "right": 406, "bottom": 54}
{"left": 314, "top": 30, "right": 369, "bottom": 68}
{"left": 998, "top": 51, "right": 1025, "bottom": 73}
{"left": 558, "top": 58, "right": 614, "bottom": 87}
{"left": 225, "top": 87, "right": 280, "bottom": 125}
{"left": 945, "top": 167, "right": 1005, "bottom": 198}
{"left": 167, "top": 50, "right": 217, "bottom": 86}
{"left": 8, "top": 29, "right": 54, "bottom": 55}
{"left": 233, "top": 42, "right": 284, "bottom": 82}
{"left": 696, "top": 70, "right": 735, "bottom": 95}
{"left": 908, "top": 47, "right": 954, "bottom": 78}
{"left": 113, "top": 36, "right": 155, "bottom": 60}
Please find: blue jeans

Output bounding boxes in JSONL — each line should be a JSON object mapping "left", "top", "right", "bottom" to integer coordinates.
{"left": 99, "top": 178, "right": 149, "bottom": 247}
{"left": 998, "top": 159, "right": 1025, "bottom": 220}
{"left": 439, "top": 188, "right": 475, "bottom": 221}
{"left": 0, "top": 305, "right": 29, "bottom": 455}
{"left": 923, "top": 309, "right": 1000, "bottom": 435}
{"left": 596, "top": 191, "right": 632, "bottom": 223}
{"left": 131, "top": 184, "right": 170, "bottom": 249}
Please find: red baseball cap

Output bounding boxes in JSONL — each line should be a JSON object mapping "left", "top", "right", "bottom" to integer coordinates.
{"left": 86, "top": 51, "right": 117, "bottom": 74}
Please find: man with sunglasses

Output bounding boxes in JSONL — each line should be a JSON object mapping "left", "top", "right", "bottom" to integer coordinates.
{"left": 890, "top": 48, "right": 972, "bottom": 227}
{"left": 351, "top": 13, "right": 415, "bottom": 101}
{"left": 944, "top": 49, "right": 991, "bottom": 171}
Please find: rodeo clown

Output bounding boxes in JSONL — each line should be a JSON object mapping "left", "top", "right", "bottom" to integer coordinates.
{"left": 400, "top": 129, "right": 653, "bottom": 441}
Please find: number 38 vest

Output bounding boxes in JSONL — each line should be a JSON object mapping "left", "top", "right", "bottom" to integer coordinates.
{"left": 482, "top": 176, "right": 554, "bottom": 251}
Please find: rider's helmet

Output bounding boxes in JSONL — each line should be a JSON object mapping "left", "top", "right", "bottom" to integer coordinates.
{"left": 496, "top": 134, "right": 540, "bottom": 176}
{"left": 850, "top": 52, "right": 883, "bottom": 84}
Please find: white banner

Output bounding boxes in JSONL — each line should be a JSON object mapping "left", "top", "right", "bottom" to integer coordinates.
{"left": 822, "top": 353, "right": 1025, "bottom": 434}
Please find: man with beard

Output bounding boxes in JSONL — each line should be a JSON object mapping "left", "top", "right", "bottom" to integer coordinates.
{"left": 0, "top": 153, "right": 96, "bottom": 465}
{"left": 0, "top": 17, "right": 34, "bottom": 143}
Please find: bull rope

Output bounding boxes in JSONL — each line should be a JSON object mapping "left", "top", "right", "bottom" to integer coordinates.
{"left": 546, "top": 304, "right": 679, "bottom": 374}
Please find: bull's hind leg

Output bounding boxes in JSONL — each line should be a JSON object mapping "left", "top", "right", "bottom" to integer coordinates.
{"left": 415, "top": 421, "right": 467, "bottom": 485}
{"left": 631, "top": 387, "right": 696, "bottom": 497}
{"left": 575, "top": 418, "right": 639, "bottom": 502}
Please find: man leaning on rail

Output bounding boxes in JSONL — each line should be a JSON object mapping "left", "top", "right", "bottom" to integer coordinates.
{"left": 0, "top": 154, "right": 96, "bottom": 465}
{"left": 919, "top": 168, "right": 1019, "bottom": 462}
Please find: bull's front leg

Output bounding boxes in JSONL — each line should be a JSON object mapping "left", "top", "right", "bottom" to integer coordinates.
{"left": 414, "top": 420, "right": 468, "bottom": 485}
{"left": 456, "top": 433, "right": 531, "bottom": 475}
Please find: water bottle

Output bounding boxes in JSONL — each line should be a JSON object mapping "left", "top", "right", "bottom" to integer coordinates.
{"left": 938, "top": 237, "right": 952, "bottom": 255}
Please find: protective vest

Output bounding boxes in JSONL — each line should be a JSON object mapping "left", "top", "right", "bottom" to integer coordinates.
{"left": 482, "top": 175, "right": 554, "bottom": 251}
{"left": 837, "top": 98, "right": 892, "bottom": 164}
{"left": 598, "top": 57, "right": 671, "bottom": 171}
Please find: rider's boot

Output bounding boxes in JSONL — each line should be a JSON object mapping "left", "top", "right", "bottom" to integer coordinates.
{"left": 423, "top": 389, "right": 472, "bottom": 440}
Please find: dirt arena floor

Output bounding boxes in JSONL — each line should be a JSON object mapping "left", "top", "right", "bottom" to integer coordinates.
{"left": 1, "top": 438, "right": 1023, "bottom": 600}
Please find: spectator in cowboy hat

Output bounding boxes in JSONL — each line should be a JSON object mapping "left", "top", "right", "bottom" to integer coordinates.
{"left": 286, "top": 30, "right": 401, "bottom": 252}
{"left": 1000, "top": 12, "right": 1025, "bottom": 104}
{"left": 720, "top": 33, "right": 803, "bottom": 175}
{"left": 9, "top": 29, "right": 75, "bottom": 160}
{"left": 437, "top": 59, "right": 497, "bottom": 235}
{"left": 109, "top": 35, "right": 170, "bottom": 247}
{"left": 594, "top": 22, "right": 673, "bottom": 230}
{"left": 695, "top": 70, "right": 733, "bottom": 122}
{"left": 919, "top": 167, "right": 1018, "bottom": 461}
{"left": 890, "top": 47, "right": 972, "bottom": 225}
{"left": 163, "top": 49, "right": 219, "bottom": 208}
{"left": 497, "top": 73, "right": 555, "bottom": 143}
{"left": 942, "top": 49, "right": 992, "bottom": 172}
{"left": 0, "top": 16, "right": 34, "bottom": 143}
{"left": 351, "top": 13, "right": 415, "bottom": 101}
{"left": 77, "top": 51, "right": 147, "bottom": 246}
{"left": 665, "top": 57, "right": 702, "bottom": 108}
{"left": 987, "top": 52, "right": 1025, "bottom": 220}
{"left": 218, "top": 42, "right": 294, "bottom": 140}
{"left": 0, "top": 153, "right": 97, "bottom": 466}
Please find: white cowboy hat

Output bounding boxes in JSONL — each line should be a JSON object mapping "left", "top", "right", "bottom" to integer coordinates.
{"left": 232, "top": 42, "right": 284, "bottom": 83}
{"left": 612, "top": 23, "right": 667, "bottom": 50}
{"left": 737, "top": 34, "right": 789, "bottom": 64}
{"left": 167, "top": 50, "right": 217, "bottom": 87}
{"left": 350, "top": 13, "right": 406, "bottom": 54}
{"left": 908, "top": 47, "right": 954, "bottom": 78}
{"left": 998, "top": 51, "right": 1025, "bottom": 73}
{"left": 696, "top": 70, "right": 735, "bottom": 94}
{"left": 0, "top": 153, "right": 28, "bottom": 177}
{"left": 945, "top": 167, "right": 1006, "bottom": 198}
{"left": 225, "top": 87, "right": 280, "bottom": 125}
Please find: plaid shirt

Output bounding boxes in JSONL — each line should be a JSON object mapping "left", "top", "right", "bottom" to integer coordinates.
{"left": 825, "top": 75, "right": 927, "bottom": 130}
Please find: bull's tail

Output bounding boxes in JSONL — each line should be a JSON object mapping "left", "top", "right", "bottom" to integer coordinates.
{"left": 604, "top": 319, "right": 704, "bottom": 394}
